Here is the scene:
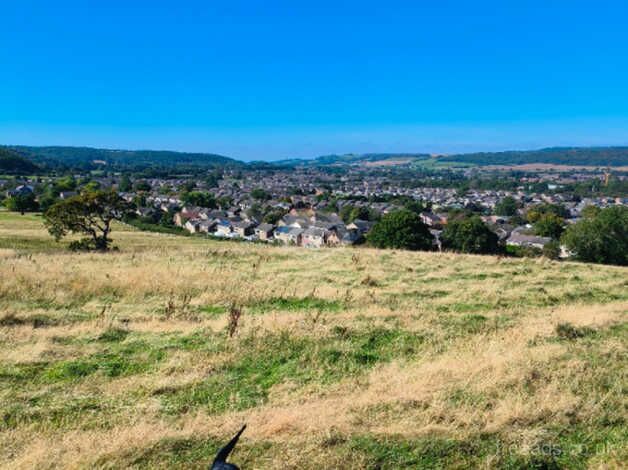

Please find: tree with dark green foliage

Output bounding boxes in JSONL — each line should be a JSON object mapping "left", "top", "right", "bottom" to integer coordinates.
{"left": 82, "top": 180, "right": 101, "bottom": 192}
{"left": 4, "top": 192, "right": 39, "bottom": 214}
{"left": 340, "top": 205, "right": 373, "bottom": 223}
{"left": 54, "top": 175, "right": 77, "bottom": 192}
{"left": 534, "top": 213, "right": 565, "bottom": 239}
{"left": 246, "top": 202, "right": 263, "bottom": 221}
{"left": 494, "top": 196, "right": 519, "bottom": 216}
{"left": 526, "top": 203, "right": 569, "bottom": 223}
{"left": 217, "top": 196, "right": 233, "bottom": 209}
{"left": 581, "top": 205, "right": 601, "bottom": 219}
{"left": 561, "top": 206, "right": 627, "bottom": 265}
{"left": 37, "top": 187, "right": 60, "bottom": 212}
{"left": 134, "top": 180, "right": 151, "bottom": 192}
{"left": 367, "top": 210, "right": 433, "bottom": 251}
{"left": 263, "top": 208, "right": 288, "bottom": 225}
{"left": 441, "top": 216, "right": 499, "bottom": 254}
{"left": 44, "top": 190, "right": 130, "bottom": 251}
{"left": 250, "top": 188, "right": 271, "bottom": 201}
{"left": 182, "top": 191, "right": 217, "bottom": 209}
{"left": 118, "top": 175, "right": 132, "bottom": 192}
{"left": 403, "top": 200, "right": 430, "bottom": 215}
{"left": 0, "top": 148, "right": 39, "bottom": 174}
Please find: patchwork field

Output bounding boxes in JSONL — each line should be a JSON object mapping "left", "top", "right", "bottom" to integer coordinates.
{"left": 0, "top": 212, "right": 626, "bottom": 469}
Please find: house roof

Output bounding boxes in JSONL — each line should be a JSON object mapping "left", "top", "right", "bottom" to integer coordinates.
{"left": 303, "top": 227, "right": 327, "bottom": 237}
{"left": 507, "top": 233, "right": 552, "bottom": 245}
{"left": 256, "top": 223, "right": 275, "bottom": 232}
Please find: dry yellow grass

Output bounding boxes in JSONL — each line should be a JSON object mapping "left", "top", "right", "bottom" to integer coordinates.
{"left": 0, "top": 212, "right": 626, "bottom": 469}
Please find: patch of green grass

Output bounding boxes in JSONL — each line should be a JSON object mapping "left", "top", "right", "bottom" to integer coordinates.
{"left": 160, "top": 326, "right": 426, "bottom": 415}
{"left": 198, "top": 305, "right": 227, "bottom": 316}
{"left": 0, "top": 235, "right": 67, "bottom": 252}
{"left": 162, "top": 329, "right": 227, "bottom": 352}
{"left": 97, "top": 327, "right": 130, "bottom": 342}
{"left": 45, "top": 360, "right": 100, "bottom": 381}
{"left": 390, "top": 289, "right": 450, "bottom": 301}
{"left": 94, "top": 435, "right": 271, "bottom": 470}
{"left": 250, "top": 296, "right": 344, "bottom": 313}
{"left": 437, "top": 314, "right": 511, "bottom": 337}
{"left": 437, "top": 302, "right": 494, "bottom": 314}
{"left": 2, "top": 339, "right": 168, "bottom": 386}
{"left": 1, "top": 395, "right": 107, "bottom": 431}
{"left": 346, "top": 433, "right": 497, "bottom": 469}
{"left": 345, "top": 428, "right": 626, "bottom": 470}
{"left": 450, "top": 272, "right": 504, "bottom": 281}
{"left": 0, "top": 362, "right": 49, "bottom": 383}
{"left": 0, "top": 312, "right": 61, "bottom": 328}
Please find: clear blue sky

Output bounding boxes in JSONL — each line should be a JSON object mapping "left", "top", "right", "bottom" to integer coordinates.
{"left": 2, "top": 0, "right": 628, "bottom": 160}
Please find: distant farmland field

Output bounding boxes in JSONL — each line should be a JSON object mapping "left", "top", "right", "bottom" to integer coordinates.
{"left": 0, "top": 212, "right": 626, "bottom": 468}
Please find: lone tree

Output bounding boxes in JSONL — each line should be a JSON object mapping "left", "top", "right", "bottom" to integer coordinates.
{"left": 4, "top": 192, "right": 39, "bottom": 214}
{"left": 44, "top": 190, "right": 129, "bottom": 251}
{"left": 367, "top": 209, "right": 433, "bottom": 250}
{"left": 441, "top": 216, "right": 500, "bottom": 254}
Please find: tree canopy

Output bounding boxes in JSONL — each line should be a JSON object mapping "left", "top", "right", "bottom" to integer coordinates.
{"left": 441, "top": 216, "right": 500, "bottom": 254}
{"left": 0, "top": 148, "right": 40, "bottom": 174}
{"left": 44, "top": 190, "right": 129, "bottom": 251}
{"left": 494, "top": 196, "right": 519, "bottom": 216}
{"left": 182, "top": 191, "right": 217, "bottom": 209}
{"left": 4, "top": 192, "right": 39, "bottom": 214}
{"left": 367, "top": 210, "right": 433, "bottom": 251}
{"left": 251, "top": 188, "right": 271, "bottom": 201}
{"left": 526, "top": 203, "right": 569, "bottom": 223}
{"left": 561, "top": 206, "right": 627, "bottom": 266}
{"left": 534, "top": 213, "right": 565, "bottom": 239}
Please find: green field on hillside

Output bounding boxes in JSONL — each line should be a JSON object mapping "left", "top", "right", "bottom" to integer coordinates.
{"left": 0, "top": 212, "right": 626, "bottom": 469}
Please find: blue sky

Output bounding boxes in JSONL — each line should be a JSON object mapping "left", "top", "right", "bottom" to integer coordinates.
{"left": 2, "top": 1, "right": 628, "bottom": 160}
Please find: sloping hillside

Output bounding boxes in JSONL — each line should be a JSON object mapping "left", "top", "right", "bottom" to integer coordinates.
{"left": 440, "top": 146, "right": 628, "bottom": 167}
{"left": 4, "top": 145, "right": 242, "bottom": 172}
{"left": 0, "top": 213, "right": 626, "bottom": 468}
{"left": 0, "top": 148, "right": 39, "bottom": 174}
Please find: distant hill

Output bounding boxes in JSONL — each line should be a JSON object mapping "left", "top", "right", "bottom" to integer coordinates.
{"left": 0, "top": 148, "right": 40, "bottom": 174}
{"left": 3, "top": 145, "right": 242, "bottom": 172}
{"left": 439, "top": 147, "right": 628, "bottom": 167}
{"left": 277, "top": 153, "right": 432, "bottom": 166}
{"left": 4, "top": 145, "right": 628, "bottom": 173}
{"left": 279, "top": 147, "right": 628, "bottom": 168}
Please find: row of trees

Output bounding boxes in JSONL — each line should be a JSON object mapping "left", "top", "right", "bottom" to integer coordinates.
{"left": 367, "top": 206, "right": 627, "bottom": 266}
{"left": 367, "top": 210, "right": 500, "bottom": 254}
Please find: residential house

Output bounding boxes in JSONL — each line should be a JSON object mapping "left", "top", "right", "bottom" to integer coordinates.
{"left": 233, "top": 220, "right": 256, "bottom": 238}
{"left": 274, "top": 226, "right": 304, "bottom": 245}
{"left": 214, "top": 219, "right": 232, "bottom": 237}
{"left": 420, "top": 212, "right": 444, "bottom": 228}
{"left": 255, "top": 223, "right": 275, "bottom": 241}
{"left": 506, "top": 233, "right": 552, "bottom": 249}
{"left": 184, "top": 219, "right": 202, "bottom": 234}
{"left": 59, "top": 191, "right": 78, "bottom": 199}
{"left": 302, "top": 227, "right": 328, "bottom": 248}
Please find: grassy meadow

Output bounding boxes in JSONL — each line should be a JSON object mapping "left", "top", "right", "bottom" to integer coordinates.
{"left": 0, "top": 211, "right": 626, "bottom": 469}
